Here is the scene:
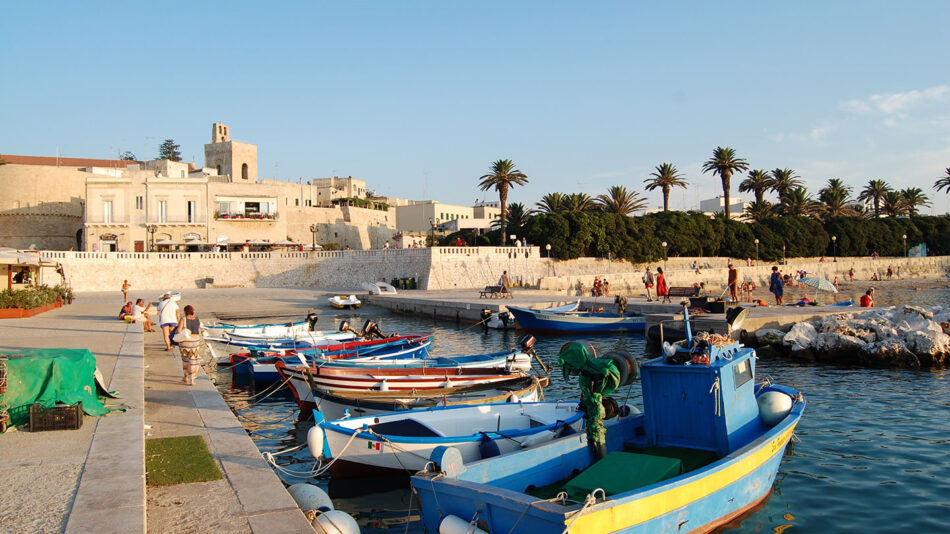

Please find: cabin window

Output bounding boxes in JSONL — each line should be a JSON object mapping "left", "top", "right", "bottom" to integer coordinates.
{"left": 733, "top": 359, "right": 753, "bottom": 389}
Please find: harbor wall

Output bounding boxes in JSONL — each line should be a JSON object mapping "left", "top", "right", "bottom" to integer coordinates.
{"left": 37, "top": 247, "right": 950, "bottom": 294}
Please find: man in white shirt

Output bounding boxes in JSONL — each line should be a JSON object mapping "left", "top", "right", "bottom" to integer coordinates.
{"left": 158, "top": 293, "right": 181, "bottom": 350}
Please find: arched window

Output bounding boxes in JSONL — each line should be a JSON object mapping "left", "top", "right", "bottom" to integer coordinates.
{"left": 242, "top": 163, "right": 248, "bottom": 180}
{"left": 216, "top": 165, "right": 221, "bottom": 175}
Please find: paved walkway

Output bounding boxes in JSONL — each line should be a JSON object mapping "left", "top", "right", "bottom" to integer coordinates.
{"left": 0, "top": 289, "right": 325, "bottom": 533}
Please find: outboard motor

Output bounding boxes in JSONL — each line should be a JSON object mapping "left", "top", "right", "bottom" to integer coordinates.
{"left": 480, "top": 309, "right": 492, "bottom": 330}
{"left": 306, "top": 312, "right": 319, "bottom": 331}
{"left": 361, "top": 320, "right": 387, "bottom": 340}
{"left": 339, "top": 320, "right": 361, "bottom": 338}
{"left": 519, "top": 334, "right": 549, "bottom": 374}
{"left": 498, "top": 311, "right": 511, "bottom": 328}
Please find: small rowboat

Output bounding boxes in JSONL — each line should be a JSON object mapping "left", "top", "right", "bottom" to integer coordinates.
{"left": 299, "top": 376, "right": 549, "bottom": 421}
{"left": 311, "top": 401, "right": 588, "bottom": 479}
{"left": 329, "top": 294, "right": 361, "bottom": 309}
{"left": 202, "top": 313, "right": 320, "bottom": 338}
{"left": 506, "top": 305, "right": 645, "bottom": 334}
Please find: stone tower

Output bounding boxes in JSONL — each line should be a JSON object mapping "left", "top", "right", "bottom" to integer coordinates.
{"left": 204, "top": 122, "right": 257, "bottom": 182}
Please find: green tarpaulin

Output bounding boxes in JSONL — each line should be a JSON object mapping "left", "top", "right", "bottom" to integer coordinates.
{"left": 1, "top": 348, "right": 111, "bottom": 428}
{"left": 563, "top": 452, "right": 684, "bottom": 497}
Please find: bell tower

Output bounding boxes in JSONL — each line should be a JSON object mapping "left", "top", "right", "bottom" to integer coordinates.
{"left": 204, "top": 123, "right": 257, "bottom": 182}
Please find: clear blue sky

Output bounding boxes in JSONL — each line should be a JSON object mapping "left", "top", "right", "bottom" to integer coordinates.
{"left": 2, "top": 2, "right": 948, "bottom": 213}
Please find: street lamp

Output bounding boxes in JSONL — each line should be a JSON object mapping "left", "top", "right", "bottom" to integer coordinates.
{"left": 145, "top": 224, "right": 157, "bottom": 252}
{"left": 661, "top": 241, "right": 668, "bottom": 270}
{"left": 309, "top": 224, "right": 317, "bottom": 251}
{"left": 832, "top": 235, "right": 837, "bottom": 262}
{"left": 782, "top": 243, "right": 786, "bottom": 265}
{"left": 510, "top": 234, "right": 517, "bottom": 246}
{"left": 754, "top": 238, "right": 759, "bottom": 262}
{"left": 428, "top": 217, "right": 440, "bottom": 247}
{"left": 545, "top": 243, "right": 551, "bottom": 258}
{"left": 902, "top": 234, "right": 907, "bottom": 257}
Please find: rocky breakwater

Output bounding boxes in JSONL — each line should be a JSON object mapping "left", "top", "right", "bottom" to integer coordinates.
{"left": 748, "top": 305, "right": 950, "bottom": 368}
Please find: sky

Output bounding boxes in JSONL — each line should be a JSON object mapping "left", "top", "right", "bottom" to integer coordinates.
{"left": 2, "top": 2, "right": 949, "bottom": 213}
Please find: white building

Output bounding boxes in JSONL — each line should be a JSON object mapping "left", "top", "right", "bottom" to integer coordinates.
{"left": 699, "top": 196, "right": 749, "bottom": 219}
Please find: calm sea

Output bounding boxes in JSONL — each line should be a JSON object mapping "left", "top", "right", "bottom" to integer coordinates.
{"left": 212, "top": 293, "right": 950, "bottom": 533}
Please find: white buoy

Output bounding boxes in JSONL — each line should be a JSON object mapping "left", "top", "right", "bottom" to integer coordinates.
{"left": 377, "top": 379, "right": 389, "bottom": 392}
{"left": 307, "top": 425, "right": 324, "bottom": 458}
{"left": 312, "top": 509, "right": 360, "bottom": 534}
{"left": 757, "top": 391, "right": 794, "bottom": 426}
{"left": 288, "top": 483, "right": 333, "bottom": 512}
{"left": 440, "top": 514, "right": 488, "bottom": 534}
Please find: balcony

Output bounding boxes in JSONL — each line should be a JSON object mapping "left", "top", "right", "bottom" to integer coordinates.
{"left": 214, "top": 211, "right": 279, "bottom": 222}
{"left": 145, "top": 216, "right": 207, "bottom": 225}
{"left": 85, "top": 215, "right": 130, "bottom": 225}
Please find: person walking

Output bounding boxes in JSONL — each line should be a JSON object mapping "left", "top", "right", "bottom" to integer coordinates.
{"left": 655, "top": 267, "right": 670, "bottom": 303}
{"left": 727, "top": 263, "right": 739, "bottom": 301}
{"left": 157, "top": 293, "right": 181, "bottom": 351}
{"left": 849, "top": 267, "right": 855, "bottom": 282}
{"left": 642, "top": 267, "right": 655, "bottom": 301}
{"left": 500, "top": 270, "right": 511, "bottom": 297}
{"left": 121, "top": 279, "right": 130, "bottom": 302}
{"left": 175, "top": 305, "right": 203, "bottom": 385}
{"left": 769, "top": 266, "right": 784, "bottom": 305}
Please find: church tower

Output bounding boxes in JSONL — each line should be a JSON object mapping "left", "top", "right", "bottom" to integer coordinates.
{"left": 204, "top": 122, "right": 257, "bottom": 182}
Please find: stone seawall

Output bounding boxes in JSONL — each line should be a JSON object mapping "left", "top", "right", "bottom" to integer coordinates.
{"left": 39, "top": 247, "right": 950, "bottom": 294}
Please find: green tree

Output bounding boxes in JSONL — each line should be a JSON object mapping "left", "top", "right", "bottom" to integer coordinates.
{"left": 776, "top": 187, "right": 819, "bottom": 217}
{"left": 739, "top": 169, "right": 772, "bottom": 203}
{"left": 644, "top": 163, "right": 688, "bottom": 212}
{"left": 157, "top": 139, "right": 182, "bottom": 162}
{"left": 702, "top": 147, "right": 749, "bottom": 219}
{"left": 900, "top": 187, "right": 930, "bottom": 216}
{"left": 768, "top": 168, "right": 803, "bottom": 202}
{"left": 499, "top": 202, "right": 532, "bottom": 228}
{"left": 857, "top": 179, "right": 891, "bottom": 217}
{"left": 478, "top": 159, "right": 528, "bottom": 245}
{"left": 120, "top": 151, "right": 137, "bottom": 161}
{"left": 744, "top": 200, "right": 775, "bottom": 222}
{"left": 818, "top": 178, "right": 858, "bottom": 219}
{"left": 881, "top": 191, "right": 908, "bottom": 217}
{"left": 596, "top": 185, "right": 647, "bottom": 215}
{"left": 563, "top": 193, "right": 596, "bottom": 213}
{"left": 536, "top": 192, "right": 566, "bottom": 214}
{"left": 934, "top": 168, "right": 950, "bottom": 194}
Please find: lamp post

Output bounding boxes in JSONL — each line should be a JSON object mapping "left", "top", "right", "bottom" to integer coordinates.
{"left": 145, "top": 224, "right": 157, "bottom": 252}
{"left": 782, "top": 243, "right": 786, "bottom": 265}
{"left": 832, "top": 235, "right": 837, "bottom": 262}
{"left": 309, "top": 224, "right": 317, "bottom": 251}
{"left": 754, "top": 238, "right": 759, "bottom": 262}
{"left": 661, "top": 241, "right": 668, "bottom": 271}
{"left": 428, "top": 217, "right": 440, "bottom": 247}
{"left": 902, "top": 234, "right": 907, "bottom": 257}
{"left": 510, "top": 234, "right": 517, "bottom": 247}
{"left": 545, "top": 243, "right": 551, "bottom": 258}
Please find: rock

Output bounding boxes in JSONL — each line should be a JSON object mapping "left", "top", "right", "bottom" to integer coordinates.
{"left": 812, "top": 332, "right": 868, "bottom": 353}
{"left": 783, "top": 322, "right": 818, "bottom": 351}
{"left": 753, "top": 344, "right": 786, "bottom": 359}
{"left": 863, "top": 339, "right": 921, "bottom": 368}
{"left": 755, "top": 328, "right": 786, "bottom": 347}
{"left": 903, "top": 329, "right": 950, "bottom": 360}
{"left": 788, "top": 347, "right": 816, "bottom": 361}
{"left": 887, "top": 305, "right": 934, "bottom": 332}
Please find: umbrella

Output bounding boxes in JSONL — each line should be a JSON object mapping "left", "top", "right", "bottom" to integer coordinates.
{"left": 800, "top": 276, "right": 837, "bottom": 303}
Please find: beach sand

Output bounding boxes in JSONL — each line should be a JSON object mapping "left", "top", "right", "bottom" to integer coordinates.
{"left": 735, "top": 275, "right": 949, "bottom": 308}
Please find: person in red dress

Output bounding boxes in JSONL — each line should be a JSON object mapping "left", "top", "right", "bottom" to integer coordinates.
{"left": 656, "top": 267, "right": 670, "bottom": 303}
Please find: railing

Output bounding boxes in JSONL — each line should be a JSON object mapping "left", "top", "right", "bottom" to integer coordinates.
{"left": 144, "top": 217, "right": 208, "bottom": 224}
{"left": 85, "top": 216, "right": 131, "bottom": 224}
{"left": 214, "top": 212, "right": 279, "bottom": 221}
{"left": 39, "top": 246, "right": 543, "bottom": 261}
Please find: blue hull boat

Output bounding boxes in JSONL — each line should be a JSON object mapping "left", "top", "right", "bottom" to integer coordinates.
{"left": 507, "top": 305, "right": 645, "bottom": 334}
{"left": 411, "top": 336, "right": 805, "bottom": 533}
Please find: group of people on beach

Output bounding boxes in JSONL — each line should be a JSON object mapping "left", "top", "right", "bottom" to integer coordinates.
{"left": 117, "top": 280, "right": 203, "bottom": 385}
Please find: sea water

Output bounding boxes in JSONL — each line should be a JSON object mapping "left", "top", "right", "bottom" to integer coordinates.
{"left": 212, "top": 301, "right": 950, "bottom": 533}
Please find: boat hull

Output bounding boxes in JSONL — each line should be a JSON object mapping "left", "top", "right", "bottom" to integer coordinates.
{"left": 507, "top": 306, "right": 645, "bottom": 334}
{"left": 411, "top": 386, "right": 804, "bottom": 534}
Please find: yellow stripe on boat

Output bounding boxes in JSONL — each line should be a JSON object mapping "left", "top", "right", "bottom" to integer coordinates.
{"left": 566, "top": 425, "right": 797, "bottom": 533}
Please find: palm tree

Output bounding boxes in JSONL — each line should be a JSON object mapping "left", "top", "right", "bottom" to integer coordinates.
{"left": 857, "top": 179, "right": 891, "bottom": 217}
{"left": 596, "top": 185, "right": 648, "bottom": 215}
{"left": 744, "top": 200, "right": 775, "bottom": 222}
{"left": 701, "top": 147, "right": 749, "bottom": 219}
{"left": 900, "top": 187, "right": 930, "bottom": 216}
{"left": 563, "top": 193, "right": 596, "bottom": 213}
{"left": 536, "top": 192, "right": 567, "bottom": 214}
{"left": 768, "top": 168, "right": 803, "bottom": 202}
{"left": 478, "top": 159, "right": 528, "bottom": 245}
{"left": 820, "top": 178, "right": 853, "bottom": 200}
{"left": 776, "top": 187, "right": 819, "bottom": 217}
{"left": 934, "top": 168, "right": 950, "bottom": 194}
{"left": 881, "top": 191, "right": 908, "bottom": 217}
{"left": 505, "top": 202, "right": 532, "bottom": 227}
{"left": 644, "top": 163, "right": 688, "bottom": 212}
{"left": 739, "top": 169, "right": 772, "bottom": 203}
{"left": 820, "top": 190, "right": 859, "bottom": 219}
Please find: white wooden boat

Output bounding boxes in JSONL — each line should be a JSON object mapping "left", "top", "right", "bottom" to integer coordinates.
{"left": 329, "top": 294, "right": 362, "bottom": 309}
{"left": 361, "top": 281, "right": 397, "bottom": 295}
{"left": 202, "top": 314, "right": 319, "bottom": 338}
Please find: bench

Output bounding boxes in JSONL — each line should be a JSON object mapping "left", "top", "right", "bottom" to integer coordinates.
{"left": 668, "top": 286, "right": 701, "bottom": 298}
{"left": 479, "top": 285, "right": 512, "bottom": 299}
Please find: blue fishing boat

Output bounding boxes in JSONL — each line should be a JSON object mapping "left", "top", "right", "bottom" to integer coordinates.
{"left": 506, "top": 304, "right": 645, "bottom": 334}
{"left": 411, "top": 325, "right": 805, "bottom": 533}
